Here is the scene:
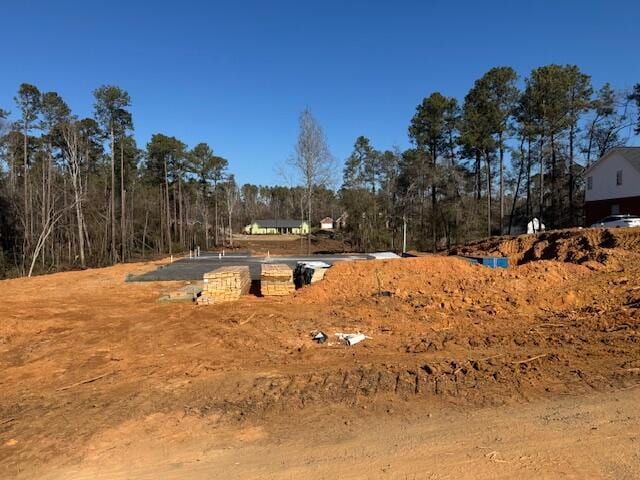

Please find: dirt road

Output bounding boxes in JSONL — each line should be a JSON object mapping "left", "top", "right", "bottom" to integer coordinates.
{"left": 37, "top": 388, "right": 640, "bottom": 479}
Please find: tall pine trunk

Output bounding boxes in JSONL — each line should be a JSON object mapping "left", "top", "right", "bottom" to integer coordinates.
{"left": 110, "top": 124, "right": 117, "bottom": 263}
{"left": 214, "top": 181, "right": 219, "bottom": 247}
{"left": 485, "top": 150, "right": 492, "bottom": 237}
{"left": 525, "top": 137, "right": 532, "bottom": 219}
{"left": 498, "top": 133, "right": 504, "bottom": 235}
{"left": 164, "top": 157, "right": 172, "bottom": 255}
{"left": 568, "top": 122, "right": 575, "bottom": 226}
{"left": 550, "top": 132, "right": 557, "bottom": 227}
{"left": 120, "top": 140, "right": 126, "bottom": 261}
{"left": 538, "top": 136, "right": 545, "bottom": 228}
{"left": 475, "top": 151, "right": 481, "bottom": 201}
{"left": 41, "top": 152, "right": 47, "bottom": 267}
{"left": 508, "top": 137, "right": 526, "bottom": 235}
{"left": 178, "top": 176, "right": 184, "bottom": 248}
{"left": 23, "top": 124, "right": 29, "bottom": 272}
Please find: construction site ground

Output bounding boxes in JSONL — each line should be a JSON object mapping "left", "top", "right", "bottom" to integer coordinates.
{"left": 1, "top": 227, "right": 640, "bottom": 479}
{"left": 130, "top": 252, "right": 369, "bottom": 282}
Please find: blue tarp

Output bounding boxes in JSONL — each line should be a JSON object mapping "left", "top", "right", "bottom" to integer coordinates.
{"left": 459, "top": 255, "right": 509, "bottom": 268}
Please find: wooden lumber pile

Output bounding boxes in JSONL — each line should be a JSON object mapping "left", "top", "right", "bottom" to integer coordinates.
{"left": 261, "top": 264, "right": 295, "bottom": 296}
{"left": 198, "top": 266, "right": 251, "bottom": 304}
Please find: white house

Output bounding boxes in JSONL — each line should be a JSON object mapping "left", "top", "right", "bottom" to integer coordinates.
{"left": 320, "top": 217, "right": 334, "bottom": 230}
{"left": 583, "top": 147, "right": 640, "bottom": 225}
{"left": 243, "top": 219, "right": 310, "bottom": 235}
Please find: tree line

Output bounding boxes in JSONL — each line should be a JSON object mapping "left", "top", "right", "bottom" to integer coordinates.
{"left": 0, "top": 64, "right": 638, "bottom": 276}
{"left": 0, "top": 86, "right": 339, "bottom": 277}
{"left": 340, "top": 65, "right": 639, "bottom": 252}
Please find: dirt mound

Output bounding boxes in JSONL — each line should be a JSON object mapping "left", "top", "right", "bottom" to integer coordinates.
{"left": 296, "top": 256, "right": 479, "bottom": 302}
{"left": 450, "top": 227, "right": 640, "bottom": 269}
{"left": 295, "top": 256, "right": 590, "bottom": 322}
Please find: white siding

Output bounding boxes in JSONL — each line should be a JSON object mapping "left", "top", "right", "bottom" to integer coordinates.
{"left": 585, "top": 152, "right": 640, "bottom": 202}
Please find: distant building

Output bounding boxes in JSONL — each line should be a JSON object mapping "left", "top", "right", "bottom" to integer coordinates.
{"left": 244, "top": 219, "right": 310, "bottom": 235}
{"left": 583, "top": 147, "right": 640, "bottom": 225}
{"left": 335, "top": 212, "right": 348, "bottom": 230}
{"left": 320, "top": 217, "right": 334, "bottom": 230}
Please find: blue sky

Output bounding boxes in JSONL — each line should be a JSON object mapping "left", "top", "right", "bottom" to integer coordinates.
{"left": 2, "top": 0, "right": 639, "bottom": 185}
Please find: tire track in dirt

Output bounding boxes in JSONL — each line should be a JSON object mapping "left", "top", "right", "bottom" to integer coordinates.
{"left": 200, "top": 354, "right": 622, "bottom": 419}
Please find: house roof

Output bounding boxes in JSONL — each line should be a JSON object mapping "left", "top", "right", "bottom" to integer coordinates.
{"left": 320, "top": 217, "right": 333, "bottom": 223}
{"left": 583, "top": 147, "right": 640, "bottom": 176}
{"left": 252, "top": 219, "right": 306, "bottom": 228}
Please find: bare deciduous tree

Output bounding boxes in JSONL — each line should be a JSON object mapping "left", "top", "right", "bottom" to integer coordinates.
{"left": 288, "top": 108, "right": 334, "bottom": 253}
{"left": 60, "top": 120, "right": 87, "bottom": 267}
{"left": 222, "top": 177, "right": 240, "bottom": 248}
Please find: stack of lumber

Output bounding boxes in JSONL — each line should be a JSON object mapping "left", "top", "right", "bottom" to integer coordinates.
{"left": 198, "top": 266, "right": 251, "bottom": 304}
{"left": 261, "top": 264, "right": 295, "bottom": 296}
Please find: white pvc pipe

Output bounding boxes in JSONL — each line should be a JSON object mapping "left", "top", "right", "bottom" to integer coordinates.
{"left": 346, "top": 333, "right": 366, "bottom": 346}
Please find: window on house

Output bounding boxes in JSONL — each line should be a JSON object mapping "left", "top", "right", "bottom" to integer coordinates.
{"left": 616, "top": 170, "right": 622, "bottom": 186}
{"left": 587, "top": 176, "right": 593, "bottom": 190}
{"left": 611, "top": 204, "right": 620, "bottom": 215}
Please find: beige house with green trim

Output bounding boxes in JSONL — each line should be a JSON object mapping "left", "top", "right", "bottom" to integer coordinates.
{"left": 244, "top": 219, "right": 310, "bottom": 235}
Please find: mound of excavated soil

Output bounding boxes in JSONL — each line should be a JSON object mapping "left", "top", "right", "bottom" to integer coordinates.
{"left": 450, "top": 227, "right": 640, "bottom": 270}
{"left": 295, "top": 256, "right": 590, "bottom": 319}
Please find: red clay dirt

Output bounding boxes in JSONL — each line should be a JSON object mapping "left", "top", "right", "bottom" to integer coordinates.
{"left": 1, "top": 228, "right": 640, "bottom": 478}
{"left": 450, "top": 226, "right": 640, "bottom": 271}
